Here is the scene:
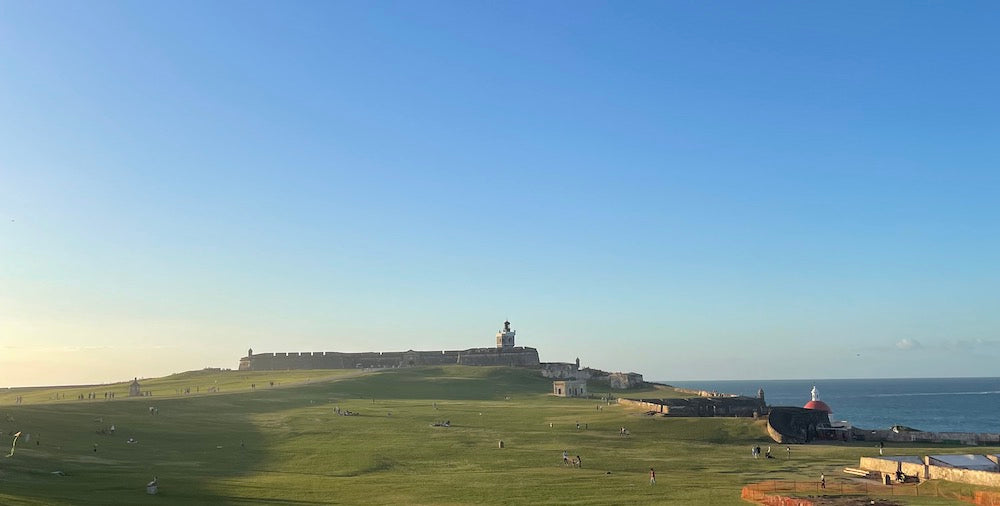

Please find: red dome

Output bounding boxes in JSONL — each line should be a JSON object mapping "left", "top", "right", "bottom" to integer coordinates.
{"left": 804, "top": 400, "right": 832, "bottom": 413}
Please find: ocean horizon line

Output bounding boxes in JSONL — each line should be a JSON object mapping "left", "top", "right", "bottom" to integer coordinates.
{"left": 658, "top": 376, "right": 1000, "bottom": 383}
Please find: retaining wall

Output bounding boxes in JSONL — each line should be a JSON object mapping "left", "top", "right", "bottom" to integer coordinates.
{"left": 859, "top": 456, "right": 926, "bottom": 479}
{"left": 860, "top": 456, "right": 1000, "bottom": 487}
{"left": 856, "top": 429, "right": 1000, "bottom": 446}
{"left": 929, "top": 466, "right": 1000, "bottom": 488}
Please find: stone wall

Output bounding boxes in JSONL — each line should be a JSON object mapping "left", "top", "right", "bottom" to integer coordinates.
{"left": 609, "top": 372, "right": 643, "bottom": 389}
{"left": 859, "top": 456, "right": 1000, "bottom": 487}
{"left": 618, "top": 398, "right": 664, "bottom": 412}
{"left": 239, "top": 347, "right": 539, "bottom": 371}
{"left": 457, "top": 347, "right": 541, "bottom": 367}
{"left": 619, "top": 396, "right": 764, "bottom": 417}
{"left": 929, "top": 465, "right": 1000, "bottom": 487}
{"left": 854, "top": 429, "right": 1000, "bottom": 446}
{"left": 859, "top": 457, "right": 927, "bottom": 479}
{"left": 766, "top": 407, "right": 831, "bottom": 443}
{"left": 540, "top": 362, "right": 592, "bottom": 380}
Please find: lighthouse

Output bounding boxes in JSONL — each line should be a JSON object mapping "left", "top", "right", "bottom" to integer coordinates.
{"left": 803, "top": 385, "right": 833, "bottom": 414}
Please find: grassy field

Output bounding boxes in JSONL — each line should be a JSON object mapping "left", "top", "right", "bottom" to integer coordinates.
{"left": 0, "top": 366, "right": 997, "bottom": 505}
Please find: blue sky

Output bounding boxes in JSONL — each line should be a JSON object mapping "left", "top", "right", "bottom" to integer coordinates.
{"left": 2, "top": 2, "right": 999, "bottom": 386}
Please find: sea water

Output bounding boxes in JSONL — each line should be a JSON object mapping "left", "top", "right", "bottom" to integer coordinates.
{"left": 667, "top": 377, "right": 1000, "bottom": 434}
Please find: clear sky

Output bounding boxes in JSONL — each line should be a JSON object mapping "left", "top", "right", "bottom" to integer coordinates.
{"left": 2, "top": 2, "right": 999, "bottom": 387}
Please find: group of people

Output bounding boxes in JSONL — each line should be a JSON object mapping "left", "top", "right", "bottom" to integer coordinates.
{"left": 751, "top": 445, "right": 778, "bottom": 459}
{"left": 95, "top": 424, "right": 116, "bottom": 436}
{"left": 77, "top": 392, "right": 114, "bottom": 400}
{"left": 561, "top": 450, "right": 582, "bottom": 467}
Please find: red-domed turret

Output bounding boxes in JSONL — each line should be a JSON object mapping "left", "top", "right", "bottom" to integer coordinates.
{"left": 804, "top": 385, "right": 832, "bottom": 414}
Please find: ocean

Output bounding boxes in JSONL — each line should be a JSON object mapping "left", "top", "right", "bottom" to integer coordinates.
{"left": 666, "top": 377, "right": 1000, "bottom": 435}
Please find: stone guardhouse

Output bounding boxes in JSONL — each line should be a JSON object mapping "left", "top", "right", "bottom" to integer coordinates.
{"left": 128, "top": 377, "right": 141, "bottom": 397}
{"left": 553, "top": 379, "right": 588, "bottom": 398}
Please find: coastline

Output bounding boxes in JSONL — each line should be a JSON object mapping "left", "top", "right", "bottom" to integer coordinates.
{"left": 667, "top": 377, "right": 1000, "bottom": 434}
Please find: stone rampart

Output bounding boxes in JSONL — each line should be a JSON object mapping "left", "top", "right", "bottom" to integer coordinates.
{"left": 609, "top": 372, "right": 643, "bottom": 389}
{"left": 239, "top": 347, "right": 539, "bottom": 371}
{"left": 619, "top": 396, "right": 764, "bottom": 417}
{"left": 766, "top": 407, "right": 830, "bottom": 443}
{"left": 854, "top": 429, "right": 1000, "bottom": 446}
{"left": 859, "top": 457, "right": 927, "bottom": 479}
{"left": 928, "top": 466, "right": 1000, "bottom": 488}
{"left": 618, "top": 398, "right": 663, "bottom": 412}
{"left": 457, "top": 347, "right": 540, "bottom": 367}
{"left": 540, "top": 362, "right": 584, "bottom": 379}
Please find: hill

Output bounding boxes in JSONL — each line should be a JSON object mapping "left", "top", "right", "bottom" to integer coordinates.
{"left": 0, "top": 366, "right": 996, "bottom": 505}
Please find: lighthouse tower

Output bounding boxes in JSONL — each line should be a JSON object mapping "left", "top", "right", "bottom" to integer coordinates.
{"left": 804, "top": 385, "right": 833, "bottom": 414}
{"left": 496, "top": 320, "right": 516, "bottom": 349}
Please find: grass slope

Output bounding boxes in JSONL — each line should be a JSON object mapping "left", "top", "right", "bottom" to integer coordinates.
{"left": 0, "top": 367, "right": 996, "bottom": 505}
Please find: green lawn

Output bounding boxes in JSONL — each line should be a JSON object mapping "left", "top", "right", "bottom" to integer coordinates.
{"left": 0, "top": 366, "right": 996, "bottom": 504}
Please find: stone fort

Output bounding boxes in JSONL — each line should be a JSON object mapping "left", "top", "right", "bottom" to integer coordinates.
{"left": 239, "top": 320, "right": 541, "bottom": 371}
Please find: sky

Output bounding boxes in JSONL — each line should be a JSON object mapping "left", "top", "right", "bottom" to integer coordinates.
{"left": 2, "top": 2, "right": 999, "bottom": 387}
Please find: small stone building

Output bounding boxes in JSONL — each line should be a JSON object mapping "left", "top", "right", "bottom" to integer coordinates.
{"left": 128, "top": 377, "right": 141, "bottom": 397}
{"left": 553, "top": 380, "right": 588, "bottom": 398}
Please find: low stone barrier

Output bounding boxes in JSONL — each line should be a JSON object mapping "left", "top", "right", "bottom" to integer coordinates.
{"left": 860, "top": 456, "right": 1000, "bottom": 487}
{"left": 859, "top": 456, "right": 926, "bottom": 480}
{"left": 859, "top": 429, "right": 1000, "bottom": 446}
{"left": 930, "top": 466, "right": 1000, "bottom": 488}
{"left": 617, "top": 398, "right": 663, "bottom": 412}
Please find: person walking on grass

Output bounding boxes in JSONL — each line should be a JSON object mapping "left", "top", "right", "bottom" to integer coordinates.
{"left": 649, "top": 467, "right": 656, "bottom": 485}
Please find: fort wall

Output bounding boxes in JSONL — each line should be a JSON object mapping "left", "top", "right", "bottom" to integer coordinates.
{"left": 239, "top": 347, "right": 539, "bottom": 371}
{"left": 619, "top": 396, "right": 764, "bottom": 417}
{"left": 853, "top": 429, "right": 1000, "bottom": 446}
{"left": 540, "top": 362, "right": 583, "bottom": 379}
{"left": 766, "top": 407, "right": 831, "bottom": 443}
{"left": 608, "top": 372, "right": 644, "bottom": 389}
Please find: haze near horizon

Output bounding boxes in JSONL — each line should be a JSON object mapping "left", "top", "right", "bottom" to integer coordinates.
{"left": 2, "top": 2, "right": 999, "bottom": 387}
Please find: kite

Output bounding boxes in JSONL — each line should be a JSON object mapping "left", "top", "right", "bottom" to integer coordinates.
{"left": 7, "top": 431, "right": 21, "bottom": 457}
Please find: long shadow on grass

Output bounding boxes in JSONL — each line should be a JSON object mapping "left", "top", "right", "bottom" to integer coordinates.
{"left": 290, "top": 366, "right": 551, "bottom": 401}
{"left": 0, "top": 367, "right": 549, "bottom": 504}
{"left": 0, "top": 390, "right": 315, "bottom": 505}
